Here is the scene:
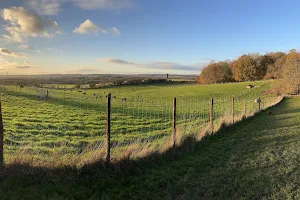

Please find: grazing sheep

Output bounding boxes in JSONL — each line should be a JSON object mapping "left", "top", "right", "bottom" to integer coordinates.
{"left": 112, "top": 96, "right": 117, "bottom": 99}
{"left": 122, "top": 98, "right": 127, "bottom": 102}
{"left": 246, "top": 85, "right": 254, "bottom": 89}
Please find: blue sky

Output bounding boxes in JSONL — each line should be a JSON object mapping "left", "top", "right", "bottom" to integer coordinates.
{"left": 0, "top": 0, "right": 300, "bottom": 75}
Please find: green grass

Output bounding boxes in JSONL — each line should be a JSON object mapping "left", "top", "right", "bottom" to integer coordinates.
{"left": 43, "top": 83, "right": 90, "bottom": 89}
{"left": 0, "top": 81, "right": 276, "bottom": 165}
{"left": 1, "top": 97, "right": 300, "bottom": 199}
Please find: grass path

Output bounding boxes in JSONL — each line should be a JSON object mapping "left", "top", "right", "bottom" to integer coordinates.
{"left": 1, "top": 97, "right": 300, "bottom": 199}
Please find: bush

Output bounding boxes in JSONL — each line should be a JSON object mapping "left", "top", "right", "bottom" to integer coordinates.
{"left": 74, "top": 84, "right": 81, "bottom": 89}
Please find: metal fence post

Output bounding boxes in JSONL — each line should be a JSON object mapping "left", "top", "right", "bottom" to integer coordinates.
{"left": 106, "top": 93, "right": 111, "bottom": 166}
{"left": 172, "top": 98, "right": 176, "bottom": 147}
{"left": 210, "top": 98, "right": 214, "bottom": 133}
{"left": 0, "top": 98, "right": 3, "bottom": 168}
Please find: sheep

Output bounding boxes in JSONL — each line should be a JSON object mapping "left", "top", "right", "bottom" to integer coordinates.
{"left": 246, "top": 85, "right": 254, "bottom": 89}
{"left": 122, "top": 98, "right": 127, "bottom": 102}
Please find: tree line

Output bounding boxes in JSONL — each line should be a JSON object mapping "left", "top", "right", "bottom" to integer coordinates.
{"left": 196, "top": 49, "right": 300, "bottom": 94}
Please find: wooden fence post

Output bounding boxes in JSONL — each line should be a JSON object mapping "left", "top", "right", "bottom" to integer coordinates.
{"left": 232, "top": 97, "right": 235, "bottom": 123}
{"left": 0, "top": 98, "right": 3, "bottom": 168}
{"left": 172, "top": 98, "right": 176, "bottom": 147}
{"left": 244, "top": 99, "right": 247, "bottom": 116}
{"left": 210, "top": 98, "right": 214, "bottom": 133}
{"left": 258, "top": 100, "right": 261, "bottom": 112}
{"left": 106, "top": 93, "right": 111, "bottom": 166}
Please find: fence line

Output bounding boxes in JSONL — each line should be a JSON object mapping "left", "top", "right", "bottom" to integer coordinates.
{"left": 0, "top": 85, "right": 284, "bottom": 167}
{"left": 0, "top": 99, "right": 3, "bottom": 169}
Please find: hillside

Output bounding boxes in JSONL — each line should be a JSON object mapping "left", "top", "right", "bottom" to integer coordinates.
{"left": 1, "top": 97, "right": 300, "bottom": 199}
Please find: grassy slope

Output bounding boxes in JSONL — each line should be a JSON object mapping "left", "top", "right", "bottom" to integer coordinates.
{"left": 1, "top": 97, "right": 300, "bottom": 199}
{"left": 2, "top": 81, "right": 272, "bottom": 164}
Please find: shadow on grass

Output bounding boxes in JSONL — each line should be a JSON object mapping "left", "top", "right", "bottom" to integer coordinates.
{"left": 1, "top": 98, "right": 300, "bottom": 199}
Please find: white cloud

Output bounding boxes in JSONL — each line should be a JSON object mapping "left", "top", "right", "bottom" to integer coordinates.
{"left": 99, "top": 58, "right": 134, "bottom": 64}
{"left": 110, "top": 27, "right": 121, "bottom": 35}
{"left": 0, "top": 57, "right": 32, "bottom": 70}
{"left": 19, "top": 44, "right": 41, "bottom": 52}
{"left": 73, "top": 19, "right": 107, "bottom": 34}
{"left": 14, "top": 66, "right": 32, "bottom": 69}
{"left": 0, "top": 7, "right": 61, "bottom": 42}
{"left": 46, "top": 48, "right": 62, "bottom": 52}
{"left": 99, "top": 58, "right": 208, "bottom": 72}
{"left": 20, "top": 44, "right": 34, "bottom": 50}
{"left": 0, "top": 48, "right": 26, "bottom": 57}
{"left": 72, "top": 0, "right": 134, "bottom": 10}
{"left": 28, "top": 0, "right": 62, "bottom": 16}
{"left": 68, "top": 68, "right": 102, "bottom": 74}
{"left": 0, "top": 57, "right": 17, "bottom": 70}
{"left": 148, "top": 62, "right": 206, "bottom": 71}
{"left": 26, "top": 0, "right": 134, "bottom": 15}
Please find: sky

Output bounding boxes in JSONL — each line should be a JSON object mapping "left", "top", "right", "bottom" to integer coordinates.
{"left": 0, "top": 0, "right": 300, "bottom": 75}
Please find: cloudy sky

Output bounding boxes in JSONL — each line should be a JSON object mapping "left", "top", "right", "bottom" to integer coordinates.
{"left": 0, "top": 0, "right": 300, "bottom": 75}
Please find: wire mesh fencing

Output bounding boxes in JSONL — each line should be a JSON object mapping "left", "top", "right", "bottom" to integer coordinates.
{"left": 0, "top": 85, "right": 284, "bottom": 167}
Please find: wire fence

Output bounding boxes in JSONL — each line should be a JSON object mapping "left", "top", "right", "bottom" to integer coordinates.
{"left": 0, "top": 85, "right": 284, "bottom": 167}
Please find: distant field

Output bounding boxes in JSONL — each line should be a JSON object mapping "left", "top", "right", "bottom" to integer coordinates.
{"left": 41, "top": 81, "right": 271, "bottom": 100}
{"left": 0, "top": 80, "right": 277, "bottom": 165}
{"left": 43, "top": 84, "right": 86, "bottom": 89}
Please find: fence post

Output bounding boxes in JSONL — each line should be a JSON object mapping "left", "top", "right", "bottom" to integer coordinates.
{"left": 106, "top": 93, "right": 111, "bottom": 166}
{"left": 0, "top": 97, "right": 3, "bottom": 169}
{"left": 232, "top": 97, "right": 235, "bottom": 123}
{"left": 258, "top": 100, "right": 261, "bottom": 112}
{"left": 244, "top": 99, "right": 247, "bottom": 116}
{"left": 172, "top": 98, "right": 176, "bottom": 147}
{"left": 210, "top": 98, "right": 214, "bottom": 133}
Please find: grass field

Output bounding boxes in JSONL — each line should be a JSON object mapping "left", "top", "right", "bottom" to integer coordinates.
{"left": 0, "top": 81, "right": 277, "bottom": 166}
{"left": 43, "top": 84, "right": 89, "bottom": 89}
{"left": 1, "top": 97, "right": 299, "bottom": 199}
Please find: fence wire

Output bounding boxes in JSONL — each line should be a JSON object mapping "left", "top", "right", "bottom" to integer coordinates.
{"left": 0, "top": 85, "right": 283, "bottom": 165}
